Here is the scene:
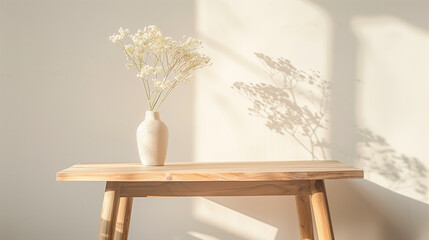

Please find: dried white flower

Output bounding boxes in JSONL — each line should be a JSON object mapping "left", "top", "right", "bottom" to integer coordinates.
{"left": 154, "top": 66, "right": 163, "bottom": 74}
{"left": 141, "top": 65, "right": 154, "bottom": 75}
{"left": 109, "top": 25, "right": 211, "bottom": 110}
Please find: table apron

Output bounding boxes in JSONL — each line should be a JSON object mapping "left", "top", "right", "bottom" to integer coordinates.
{"left": 116, "top": 180, "right": 312, "bottom": 197}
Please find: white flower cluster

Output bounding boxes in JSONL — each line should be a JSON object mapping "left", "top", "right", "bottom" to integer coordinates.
{"left": 136, "top": 66, "right": 163, "bottom": 78}
{"left": 154, "top": 80, "right": 172, "bottom": 92}
{"left": 109, "top": 25, "right": 211, "bottom": 110}
{"left": 109, "top": 27, "right": 130, "bottom": 43}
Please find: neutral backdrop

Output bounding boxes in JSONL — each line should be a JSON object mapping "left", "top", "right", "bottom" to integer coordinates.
{"left": 1, "top": 0, "right": 428, "bottom": 239}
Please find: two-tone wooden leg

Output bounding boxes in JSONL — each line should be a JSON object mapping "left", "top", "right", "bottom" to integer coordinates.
{"left": 295, "top": 195, "right": 314, "bottom": 240}
{"left": 113, "top": 197, "right": 133, "bottom": 240}
{"left": 98, "top": 182, "right": 121, "bottom": 240}
{"left": 310, "top": 180, "right": 334, "bottom": 240}
{"left": 97, "top": 182, "right": 133, "bottom": 240}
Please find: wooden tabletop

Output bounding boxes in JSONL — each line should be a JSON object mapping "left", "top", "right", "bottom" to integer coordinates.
{"left": 56, "top": 161, "right": 363, "bottom": 182}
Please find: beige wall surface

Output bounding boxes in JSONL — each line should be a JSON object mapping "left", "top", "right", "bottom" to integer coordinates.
{"left": 194, "top": 0, "right": 429, "bottom": 239}
{"left": 1, "top": 0, "right": 428, "bottom": 239}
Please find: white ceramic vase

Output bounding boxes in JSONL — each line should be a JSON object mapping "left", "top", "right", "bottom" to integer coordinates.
{"left": 136, "top": 111, "right": 169, "bottom": 166}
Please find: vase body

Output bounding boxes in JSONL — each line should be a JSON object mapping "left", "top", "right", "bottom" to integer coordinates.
{"left": 136, "top": 111, "right": 169, "bottom": 166}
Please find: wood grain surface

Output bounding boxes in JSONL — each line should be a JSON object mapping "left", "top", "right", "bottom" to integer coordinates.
{"left": 97, "top": 182, "right": 120, "bottom": 240}
{"left": 311, "top": 180, "right": 335, "bottom": 240}
{"left": 296, "top": 195, "right": 315, "bottom": 240}
{"left": 119, "top": 181, "right": 312, "bottom": 197}
{"left": 57, "top": 161, "right": 363, "bottom": 182}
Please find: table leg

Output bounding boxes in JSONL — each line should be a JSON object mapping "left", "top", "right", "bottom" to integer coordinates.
{"left": 113, "top": 197, "right": 133, "bottom": 240}
{"left": 97, "top": 182, "right": 121, "bottom": 240}
{"left": 295, "top": 195, "right": 314, "bottom": 240}
{"left": 310, "top": 180, "right": 334, "bottom": 240}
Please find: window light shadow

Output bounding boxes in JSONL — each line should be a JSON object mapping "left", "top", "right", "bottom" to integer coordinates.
{"left": 232, "top": 53, "right": 428, "bottom": 202}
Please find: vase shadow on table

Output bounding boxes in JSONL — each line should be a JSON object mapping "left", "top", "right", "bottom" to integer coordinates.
{"left": 232, "top": 53, "right": 428, "bottom": 202}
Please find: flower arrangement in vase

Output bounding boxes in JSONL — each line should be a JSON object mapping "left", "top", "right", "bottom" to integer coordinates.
{"left": 109, "top": 25, "right": 211, "bottom": 165}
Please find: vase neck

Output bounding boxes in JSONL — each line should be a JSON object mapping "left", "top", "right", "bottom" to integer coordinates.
{"left": 145, "top": 111, "right": 160, "bottom": 120}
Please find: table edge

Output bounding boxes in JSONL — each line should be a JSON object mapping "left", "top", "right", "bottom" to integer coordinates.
{"left": 56, "top": 170, "right": 364, "bottom": 182}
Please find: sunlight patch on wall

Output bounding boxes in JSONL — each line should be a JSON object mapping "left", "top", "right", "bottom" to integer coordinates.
{"left": 352, "top": 15, "right": 429, "bottom": 204}
{"left": 188, "top": 231, "right": 221, "bottom": 240}
{"left": 194, "top": 0, "right": 332, "bottom": 162}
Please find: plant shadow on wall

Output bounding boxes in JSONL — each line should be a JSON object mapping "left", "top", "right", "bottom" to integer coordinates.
{"left": 232, "top": 53, "right": 428, "bottom": 201}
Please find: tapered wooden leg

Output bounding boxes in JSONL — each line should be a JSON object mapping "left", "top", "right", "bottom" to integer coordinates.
{"left": 113, "top": 197, "right": 133, "bottom": 240}
{"left": 310, "top": 180, "right": 334, "bottom": 240}
{"left": 97, "top": 182, "right": 121, "bottom": 240}
{"left": 295, "top": 195, "right": 314, "bottom": 240}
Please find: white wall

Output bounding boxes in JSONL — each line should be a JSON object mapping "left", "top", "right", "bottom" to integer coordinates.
{"left": 1, "top": 0, "right": 428, "bottom": 239}
{"left": 193, "top": 0, "right": 429, "bottom": 239}
{"left": 0, "top": 0, "right": 197, "bottom": 239}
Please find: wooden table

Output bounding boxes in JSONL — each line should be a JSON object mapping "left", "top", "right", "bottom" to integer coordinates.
{"left": 57, "top": 161, "right": 363, "bottom": 240}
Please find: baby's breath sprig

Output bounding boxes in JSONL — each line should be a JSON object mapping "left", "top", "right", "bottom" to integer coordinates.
{"left": 109, "top": 26, "right": 212, "bottom": 111}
